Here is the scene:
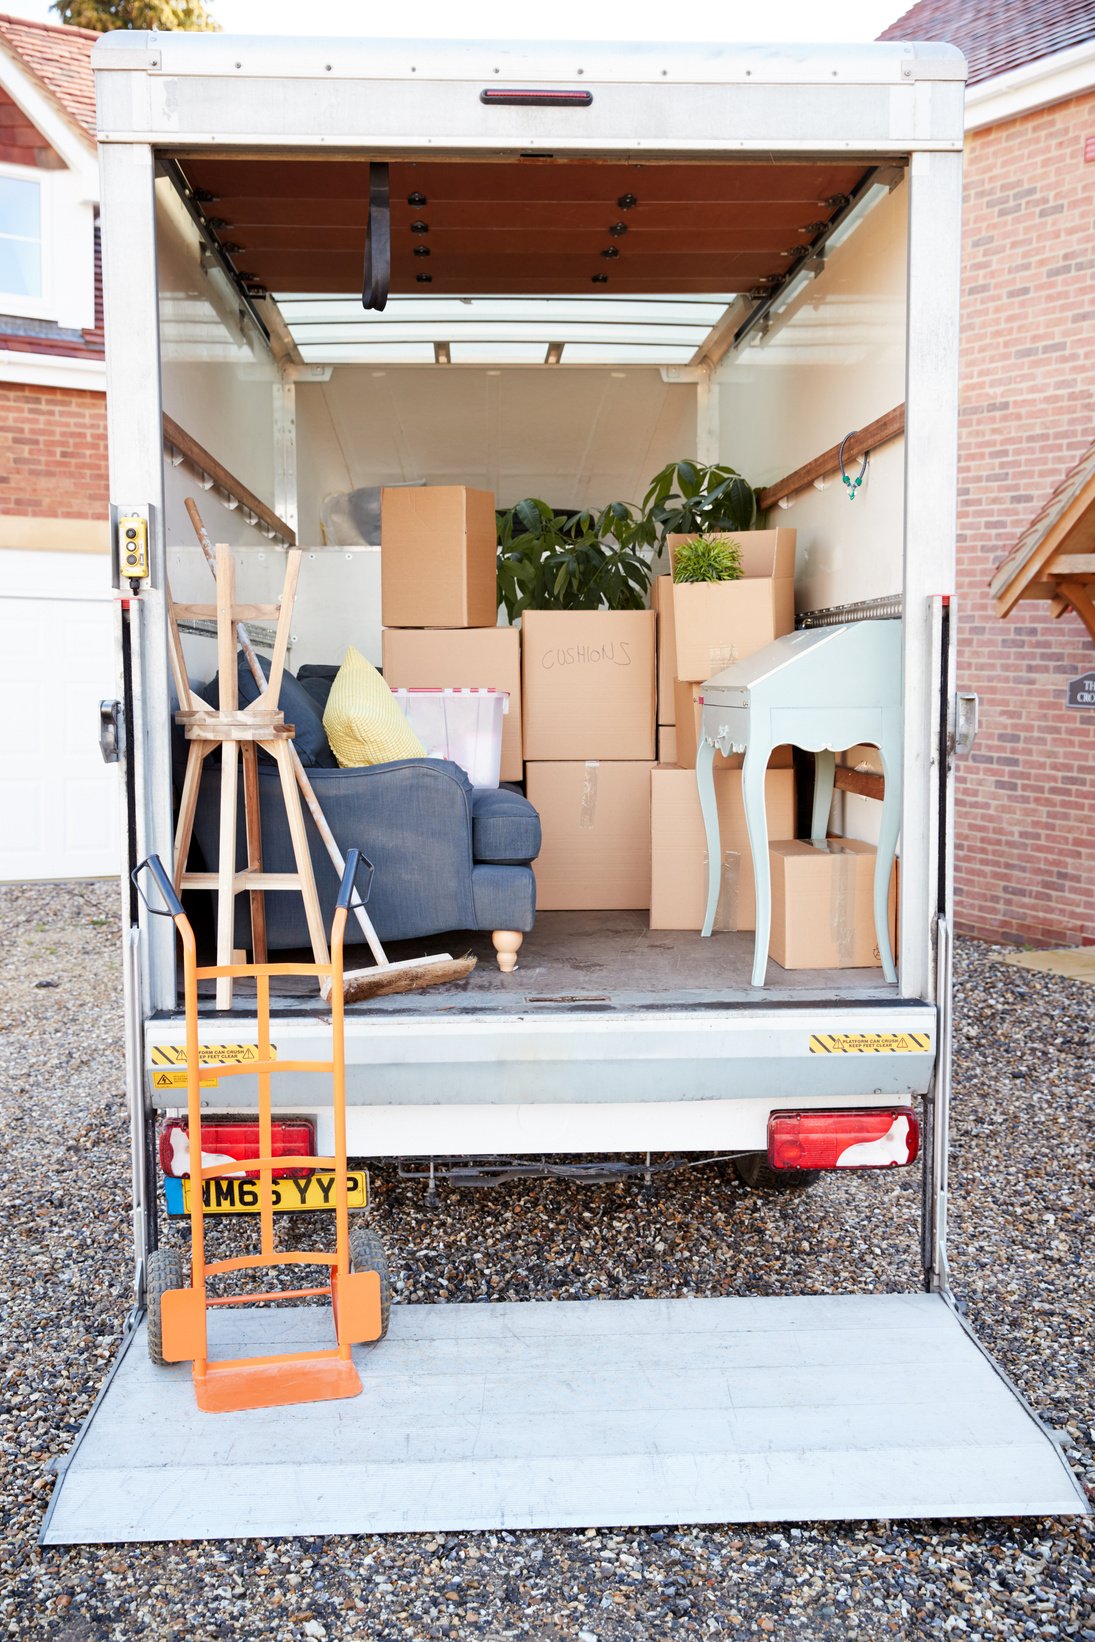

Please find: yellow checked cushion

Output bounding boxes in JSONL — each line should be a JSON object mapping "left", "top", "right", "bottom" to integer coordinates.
{"left": 323, "top": 646, "right": 426, "bottom": 767}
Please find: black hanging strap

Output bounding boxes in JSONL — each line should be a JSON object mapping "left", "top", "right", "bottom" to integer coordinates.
{"left": 361, "top": 161, "right": 391, "bottom": 312}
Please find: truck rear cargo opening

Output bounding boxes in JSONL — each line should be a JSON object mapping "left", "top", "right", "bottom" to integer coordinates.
{"left": 44, "top": 32, "right": 1085, "bottom": 1541}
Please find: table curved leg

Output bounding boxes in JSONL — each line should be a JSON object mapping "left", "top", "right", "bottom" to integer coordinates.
{"left": 875, "top": 738, "right": 902, "bottom": 984}
{"left": 742, "top": 745, "right": 771, "bottom": 986}
{"left": 697, "top": 736, "right": 720, "bottom": 938}
{"left": 811, "top": 748, "right": 837, "bottom": 843}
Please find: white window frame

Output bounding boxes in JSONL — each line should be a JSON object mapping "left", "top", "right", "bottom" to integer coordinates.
{"left": 0, "top": 158, "right": 50, "bottom": 320}
{"left": 0, "top": 46, "right": 99, "bottom": 335}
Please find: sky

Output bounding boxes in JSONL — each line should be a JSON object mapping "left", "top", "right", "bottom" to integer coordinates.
{"left": 3, "top": 0, "right": 910, "bottom": 43}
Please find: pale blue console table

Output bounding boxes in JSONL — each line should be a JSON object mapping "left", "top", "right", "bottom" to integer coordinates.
{"left": 696, "top": 620, "right": 903, "bottom": 986}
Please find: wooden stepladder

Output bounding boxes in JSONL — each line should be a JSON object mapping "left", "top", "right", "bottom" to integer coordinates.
{"left": 168, "top": 544, "right": 329, "bottom": 1009}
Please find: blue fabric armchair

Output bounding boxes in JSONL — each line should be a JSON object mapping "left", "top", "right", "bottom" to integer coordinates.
{"left": 176, "top": 663, "right": 541, "bottom": 969}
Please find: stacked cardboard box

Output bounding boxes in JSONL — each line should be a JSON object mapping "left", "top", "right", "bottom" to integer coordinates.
{"left": 523, "top": 609, "right": 656, "bottom": 909}
{"left": 769, "top": 839, "right": 899, "bottom": 969}
{"left": 380, "top": 486, "right": 524, "bottom": 781}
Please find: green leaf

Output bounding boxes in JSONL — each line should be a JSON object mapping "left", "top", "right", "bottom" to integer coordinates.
{"left": 676, "top": 460, "right": 699, "bottom": 498}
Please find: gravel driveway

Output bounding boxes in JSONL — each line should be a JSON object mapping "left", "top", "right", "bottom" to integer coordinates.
{"left": 1, "top": 881, "right": 1092, "bottom": 1640}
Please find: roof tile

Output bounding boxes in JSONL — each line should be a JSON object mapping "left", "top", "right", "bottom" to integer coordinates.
{"left": 0, "top": 13, "right": 96, "bottom": 142}
{"left": 879, "top": 0, "right": 1095, "bottom": 86}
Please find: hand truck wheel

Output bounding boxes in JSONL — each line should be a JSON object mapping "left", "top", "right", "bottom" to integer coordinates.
{"left": 349, "top": 1226, "right": 391, "bottom": 1339}
{"left": 146, "top": 1246, "right": 185, "bottom": 1366}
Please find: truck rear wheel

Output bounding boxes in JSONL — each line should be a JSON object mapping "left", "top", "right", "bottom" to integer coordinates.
{"left": 146, "top": 1246, "right": 184, "bottom": 1366}
{"left": 349, "top": 1226, "right": 392, "bottom": 1339}
{"left": 733, "top": 1153, "right": 820, "bottom": 1193}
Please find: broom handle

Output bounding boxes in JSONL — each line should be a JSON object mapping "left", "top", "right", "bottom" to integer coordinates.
{"left": 184, "top": 497, "right": 390, "bottom": 969}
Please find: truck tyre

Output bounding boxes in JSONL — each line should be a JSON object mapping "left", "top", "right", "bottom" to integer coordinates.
{"left": 733, "top": 1152, "right": 820, "bottom": 1193}
{"left": 349, "top": 1226, "right": 392, "bottom": 1339}
{"left": 146, "top": 1246, "right": 184, "bottom": 1366}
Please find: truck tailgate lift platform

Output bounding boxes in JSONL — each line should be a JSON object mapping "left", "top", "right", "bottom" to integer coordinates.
{"left": 44, "top": 1295, "right": 1086, "bottom": 1544}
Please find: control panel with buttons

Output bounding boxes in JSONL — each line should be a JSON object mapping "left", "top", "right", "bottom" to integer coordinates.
{"left": 118, "top": 513, "right": 150, "bottom": 589}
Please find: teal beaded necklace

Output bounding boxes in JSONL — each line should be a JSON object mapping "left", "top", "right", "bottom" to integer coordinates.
{"left": 839, "top": 431, "right": 869, "bottom": 501}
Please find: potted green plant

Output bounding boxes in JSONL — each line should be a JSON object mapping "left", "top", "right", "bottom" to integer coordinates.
{"left": 642, "top": 459, "right": 758, "bottom": 555}
{"left": 496, "top": 497, "right": 655, "bottom": 621}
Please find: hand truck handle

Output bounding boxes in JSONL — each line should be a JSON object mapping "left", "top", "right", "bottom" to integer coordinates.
{"left": 336, "top": 847, "right": 374, "bottom": 913}
{"left": 131, "top": 854, "right": 185, "bottom": 919}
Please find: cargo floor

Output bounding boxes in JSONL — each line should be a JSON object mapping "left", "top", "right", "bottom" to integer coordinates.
{"left": 190, "top": 911, "right": 895, "bottom": 1015}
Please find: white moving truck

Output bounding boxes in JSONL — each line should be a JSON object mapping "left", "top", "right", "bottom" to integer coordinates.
{"left": 43, "top": 32, "right": 1088, "bottom": 1543}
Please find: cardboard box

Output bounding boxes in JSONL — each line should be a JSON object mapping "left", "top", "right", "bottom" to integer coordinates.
{"left": 522, "top": 610, "right": 655, "bottom": 761}
{"left": 382, "top": 625, "right": 522, "bottom": 780}
{"left": 672, "top": 678, "right": 793, "bottom": 773}
{"left": 527, "top": 760, "right": 654, "bottom": 910}
{"left": 769, "top": 838, "right": 898, "bottom": 970}
{"left": 649, "top": 764, "right": 795, "bottom": 931}
{"left": 381, "top": 485, "right": 498, "bottom": 628}
{"left": 668, "top": 529, "right": 796, "bottom": 682}
{"left": 657, "top": 723, "right": 677, "bottom": 765}
{"left": 651, "top": 574, "right": 677, "bottom": 724}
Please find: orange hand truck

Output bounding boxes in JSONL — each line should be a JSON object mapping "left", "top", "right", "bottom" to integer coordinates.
{"left": 133, "top": 851, "right": 388, "bottom": 1414}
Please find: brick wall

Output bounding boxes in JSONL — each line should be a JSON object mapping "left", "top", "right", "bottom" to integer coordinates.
{"left": 955, "top": 91, "right": 1095, "bottom": 947}
{"left": 0, "top": 381, "right": 107, "bottom": 519}
{"left": 0, "top": 85, "right": 59, "bottom": 169}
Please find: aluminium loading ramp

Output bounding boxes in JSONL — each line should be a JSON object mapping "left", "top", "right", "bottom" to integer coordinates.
{"left": 43, "top": 1293, "right": 1088, "bottom": 1543}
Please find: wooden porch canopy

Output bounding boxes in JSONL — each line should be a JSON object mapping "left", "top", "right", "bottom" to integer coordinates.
{"left": 991, "top": 441, "right": 1095, "bottom": 642}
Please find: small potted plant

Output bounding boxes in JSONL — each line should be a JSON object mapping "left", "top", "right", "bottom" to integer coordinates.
{"left": 671, "top": 534, "right": 744, "bottom": 586}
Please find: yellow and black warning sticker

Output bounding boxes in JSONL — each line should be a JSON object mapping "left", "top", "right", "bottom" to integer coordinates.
{"left": 149, "top": 1043, "right": 276, "bottom": 1090}
{"left": 809, "top": 1031, "right": 932, "bottom": 1055}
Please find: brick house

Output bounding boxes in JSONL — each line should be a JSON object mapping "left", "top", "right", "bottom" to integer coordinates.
{"left": 880, "top": 1, "right": 1095, "bottom": 947}
{"left": 0, "top": 14, "right": 116, "bottom": 881}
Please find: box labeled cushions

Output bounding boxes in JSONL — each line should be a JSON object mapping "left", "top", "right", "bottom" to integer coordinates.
{"left": 382, "top": 625, "right": 522, "bottom": 780}
{"left": 527, "top": 760, "right": 653, "bottom": 910}
{"left": 669, "top": 529, "right": 796, "bottom": 683}
{"left": 522, "top": 610, "right": 655, "bottom": 761}
{"left": 381, "top": 485, "right": 498, "bottom": 628}
{"left": 649, "top": 764, "right": 795, "bottom": 931}
{"left": 769, "top": 838, "right": 898, "bottom": 970}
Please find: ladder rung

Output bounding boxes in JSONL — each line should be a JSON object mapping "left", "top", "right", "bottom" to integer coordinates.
{"left": 199, "top": 1155, "right": 335, "bottom": 1180}
{"left": 207, "top": 1251, "right": 337, "bottom": 1276}
{"left": 204, "top": 1059, "right": 334, "bottom": 1078}
{"left": 207, "top": 1286, "right": 330, "bottom": 1306}
{"left": 181, "top": 872, "right": 303, "bottom": 891}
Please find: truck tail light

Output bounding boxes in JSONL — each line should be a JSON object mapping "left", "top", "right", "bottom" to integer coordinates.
{"left": 768, "top": 1108, "right": 919, "bottom": 1172}
{"left": 159, "top": 1119, "right": 315, "bottom": 1180}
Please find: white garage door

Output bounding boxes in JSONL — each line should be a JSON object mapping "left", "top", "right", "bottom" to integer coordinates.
{"left": 0, "top": 549, "right": 121, "bottom": 882}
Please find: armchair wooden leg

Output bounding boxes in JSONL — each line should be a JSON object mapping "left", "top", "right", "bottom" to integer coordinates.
{"left": 492, "top": 931, "right": 523, "bottom": 973}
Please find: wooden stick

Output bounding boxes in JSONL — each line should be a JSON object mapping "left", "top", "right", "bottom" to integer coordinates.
{"left": 261, "top": 549, "right": 301, "bottom": 709}
{"left": 241, "top": 741, "right": 268, "bottom": 965}
{"left": 215, "top": 546, "right": 238, "bottom": 713}
{"left": 173, "top": 741, "right": 212, "bottom": 890}
{"left": 270, "top": 738, "right": 329, "bottom": 967}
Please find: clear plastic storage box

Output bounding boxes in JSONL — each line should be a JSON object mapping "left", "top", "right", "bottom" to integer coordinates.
{"left": 390, "top": 687, "right": 510, "bottom": 789}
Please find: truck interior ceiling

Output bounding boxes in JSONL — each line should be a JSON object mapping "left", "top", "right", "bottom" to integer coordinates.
{"left": 155, "top": 149, "right": 910, "bottom": 1015}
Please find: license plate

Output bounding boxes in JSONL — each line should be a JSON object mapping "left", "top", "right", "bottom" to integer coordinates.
{"left": 166, "top": 1171, "right": 368, "bottom": 1216}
